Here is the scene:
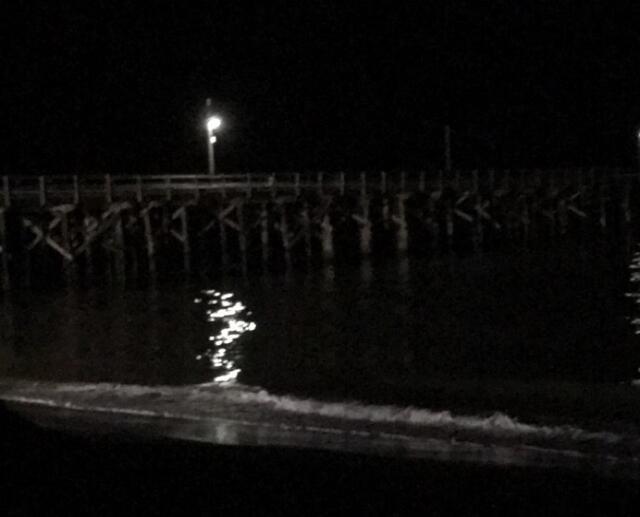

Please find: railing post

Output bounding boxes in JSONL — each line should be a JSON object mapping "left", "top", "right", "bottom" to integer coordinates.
{"left": 246, "top": 173, "right": 252, "bottom": 198}
{"left": 165, "top": 176, "right": 172, "bottom": 202}
{"left": 73, "top": 175, "right": 80, "bottom": 205}
{"left": 193, "top": 176, "right": 200, "bottom": 203}
{"left": 38, "top": 176, "right": 47, "bottom": 207}
{"left": 105, "top": 174, "right": 112, "bottom": 204}
{"left": 295, "top": 173, "right": 301, "bottom": 197}
{"left": 136, "top": 175, "right": 143, "bottom": 203}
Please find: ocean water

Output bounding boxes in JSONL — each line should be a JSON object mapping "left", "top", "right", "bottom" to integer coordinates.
{"left": 2, "top": 238, "right": 640, "bottom": 475}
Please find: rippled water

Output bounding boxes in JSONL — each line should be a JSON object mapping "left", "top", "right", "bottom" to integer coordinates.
{"left": 1, "top": 239, "right": 637, "bottom": 396}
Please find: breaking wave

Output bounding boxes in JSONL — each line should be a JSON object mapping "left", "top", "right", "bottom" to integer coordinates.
{"left": 1, "top": 379, "right": 639, "bottom": 477}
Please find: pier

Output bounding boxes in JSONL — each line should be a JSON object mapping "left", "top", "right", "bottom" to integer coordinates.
{"left": 0, "top": 169, "right": 638, "bottom": 288}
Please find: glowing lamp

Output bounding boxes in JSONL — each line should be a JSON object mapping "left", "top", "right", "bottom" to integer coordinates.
{"left": 206, "top": 116, "right": 222, "bottom": 132}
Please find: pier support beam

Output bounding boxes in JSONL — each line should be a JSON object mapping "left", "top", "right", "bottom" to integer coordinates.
{"left": 112, "top": 211, "right": 126, "bottom": 282}
{"left": 300, "top": 202, "right": 312, "bottom": 260}
{"left": 393, "top": 194, "right": 409, "bottom": 253}
{"left": 320, "top": 213, "right": 334, "bottom": 261}
{"left": 259, "top": 203, "right": 269, "bottom": 267}
{"left": 170, "top": 206, "right": 191, "bottom": 274}
{"left": 277, "top": 202, "right": 292, "bottom": 267}
{"left": 352, "top": 194, "right": 372, "bottom": 256}
{"left": 142, "top": 203, "right": 157, "bottom": 279}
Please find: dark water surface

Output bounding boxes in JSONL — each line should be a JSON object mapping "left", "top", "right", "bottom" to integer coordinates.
{"left": 1, "top": 239, "right": 638, "bottom": 407}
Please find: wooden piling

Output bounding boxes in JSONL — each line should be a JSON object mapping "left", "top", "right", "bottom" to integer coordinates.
{"left": 73, "top": 175, "right": 80, "bottom": 205}
{"left": 278, "top": 202, "right": 291, "bottom": 267}
{"left": 0, "top": 170, "right": 634, "bottom": 286}
{"left": 142, "top": 205, "right": 156, "bottom": 278}
{"left": 446, "top": 201, "right": 454, "bottom": 251}
{"left": 113, "top": 210, "right": 126, "bottom": 283}
{"left": 260, "top": 203, "right": 269, "bottom": 267}
{"left": 180, "top": 207, "right": 191, "bottom": 274}
{"left": 394, "top": 195, "right": 408, "bottom": 253}
{"left": 58, "top": 208, "right": 76, "bottom": 284}
{"left": 321, "top": 213, "right": 333, "bottom": 261}
{"left": 300, "top": 202, "right": 312, "bottom": 259}
{"left": 39, "top": 176, "right": 47, "bottom": 207}
{"left": 105, "top": 175, "right": 113, "bottom": 204}
{"left": 357, "top": 197, "right": 371, "bottom": 256}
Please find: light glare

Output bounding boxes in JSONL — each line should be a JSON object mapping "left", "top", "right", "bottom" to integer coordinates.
{"left": 207, "top": 116, "right": 222, "bottom": 132}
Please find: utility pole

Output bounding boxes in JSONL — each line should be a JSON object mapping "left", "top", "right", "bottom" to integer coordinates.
{"left": 206, "top": 98, "right": 214, "bottom": 176}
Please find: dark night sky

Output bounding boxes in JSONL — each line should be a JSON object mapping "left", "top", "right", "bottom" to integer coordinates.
{"left": 2, "top": 1, "right": 640, "bottom": 174}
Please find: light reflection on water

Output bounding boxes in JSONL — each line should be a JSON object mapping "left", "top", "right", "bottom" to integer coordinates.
{"left": 195, "top": 289, "right": 256, "bottom": 384}
{"left": 0, "top": 243, "right": 638, "bottom": 390}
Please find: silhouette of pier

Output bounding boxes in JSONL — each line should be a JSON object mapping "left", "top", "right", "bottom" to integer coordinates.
{"left": 0, "top": 169, "right": 637, "bottom": 288}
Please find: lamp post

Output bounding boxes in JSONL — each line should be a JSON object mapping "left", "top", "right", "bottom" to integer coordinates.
{"left": 205, "top": 99, "right": 222, "bottom": 175}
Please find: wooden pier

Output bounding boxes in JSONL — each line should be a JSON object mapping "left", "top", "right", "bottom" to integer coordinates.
{"left": 0, "top": 169, "right": 638, "bottom": 288}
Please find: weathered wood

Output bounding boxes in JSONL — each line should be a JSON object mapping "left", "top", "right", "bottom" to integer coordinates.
{"left": 39, "top": 176, "right": 47, "bottom": 207}
{"left": 165, "top": 177, "right": 173, "bottom": 202}
{"left": 278, "top": 202, "right": 291, "bottom": 267}
{"left": 0, "top": 170, "right": 637, "bottom": 289}
{"left": 112, "top": 211, "right": 126, "bottom": 283}
{"left": 321, "top": 212, "right": 333, "bottom": 261}
{"left": 259, "top": 203, "right": 269, "bottom": 266}
{"left": 136, "top": 176, "right": 143, "bottom": 203}
{"left": 166, "top": 206, "right": 191, "bottom": 273}
{"left": 83, "top": 216, "right": 95, "bottom": 279}
{"left": 142, "top": 204, "right": 156, "bottom": 278}
{"left": 105, "top": 174, "right": 113, "bottom": 203}
{"left": 354, "top": 197, "right": 371, "bottom": 256}
{"left": 300, "top": 202, "right": 312, "bottom": 259}
{"left": 73, "top": 175, "right": 80, "bottom": 205}
{"left": 393, "top": 195, "right": 408, "bottom": 252}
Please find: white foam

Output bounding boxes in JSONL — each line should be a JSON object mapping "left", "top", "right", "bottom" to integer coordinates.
{"left": 216, "top": 386, "right": 628, "bottom": 446}
{"left": 1, "top": 379, "right": 635, "bottom": 455}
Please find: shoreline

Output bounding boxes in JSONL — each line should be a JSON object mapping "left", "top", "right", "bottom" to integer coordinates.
{"left": 1, "top": 403, "right": 639, "bottom": 515}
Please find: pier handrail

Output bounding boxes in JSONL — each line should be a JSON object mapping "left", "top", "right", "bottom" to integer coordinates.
{"left": 1, "top": 168, "right": 637, "bottom": 207}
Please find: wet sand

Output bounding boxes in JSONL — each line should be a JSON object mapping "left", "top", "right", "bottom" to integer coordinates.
{"left": 1, "top": 404, "right": 639, "bottom": 515}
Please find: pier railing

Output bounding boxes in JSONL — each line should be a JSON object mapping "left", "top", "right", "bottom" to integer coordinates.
{"left": 1, "top": 169, "right": 637, "bottom": 207}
